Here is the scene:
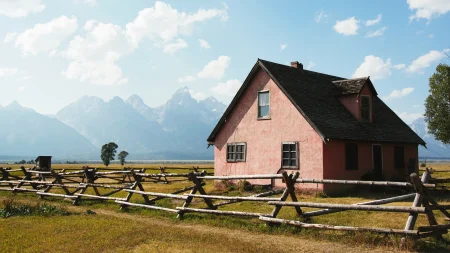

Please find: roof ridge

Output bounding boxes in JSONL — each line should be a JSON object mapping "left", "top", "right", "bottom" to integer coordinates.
{"left": 332, "top": 76, "right": 368, "bottom": 82}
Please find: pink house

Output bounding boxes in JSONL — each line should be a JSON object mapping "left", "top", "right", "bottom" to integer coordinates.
{"left": 207, "top": 59, "right": 425, "bottom": 192}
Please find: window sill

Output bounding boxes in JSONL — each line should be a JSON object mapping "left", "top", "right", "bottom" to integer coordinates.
{"left": 282, "top": 167, "right": 299, "bottom": 170}
{"left": 227, "top": 161, "right": 246, "bottom": 163}
{"left": 257, "top": 117, "right": 271, "bottom": 121}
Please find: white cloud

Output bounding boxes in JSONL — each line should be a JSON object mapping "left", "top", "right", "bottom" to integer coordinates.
{"left": 178, "top": 75, "right": 196, "bottom": 83}
{"left": 62, "top": 21, "right": 134, "bottom": 85}
{"left": 333, "top": 17, "right": 359, "bottom": 36}
{"left": 365, "top": 14, "right": 382, "bottom": 26}
{"left": 393, "top": 64, "right": 406, "bottom": 69}
{"left": 0, "top": 0, "right": 45, "bottom": 18}
{"left": 306, "top": 61, "right": 316, "bottom": 70}
{"left": 197, "top": 56, "right": 230, "bottom": 80}
{"left": 60, "top": 1, "right": 228, "bottom": 86}
{"left": 125, "top": 1, "right": 228, "bottom": 47}
{"left": 75, "top": 0, "right": 97, "bottom": 6}
{"left": 189, "top": 89, "right": 207, "bottom": 101}
{"left": 280, "top": 44, "right": 287, "bottom": 52}
{"left": 395, "top": 111, "right": 423, "bottom": 124}
{"left": 365, "top": 27, "right": 388, "bottom": 38}
{"left": 0, "top": 68, "right": 18, "bottom": 77}
{"left": 5, "top": 15, "right": 78, "bottom": 55}
{"left": 163, "top": 38, "right": 188, "bottom": 54}
{"left": 315, "top": 10, "right": 328, "bottom": 23}
{"left": 352, "top": 55, "right": 392, "bottom": 80}
{"left": 383, "top": 87, "right": 414, "bottom": 101}
{"left": 210, "top": 79, "right": 241, "bottom": 96}
{"left": 17, "top": 75, "right": 32, "bottom": 81}
{"left": 407, "top": 0, "right": 450, "bottom": 21}
{"left": 199, "top": 39, "right": 210, "bottom": 49}
{"left": 17, "top": 86, "right": 26, "bottom": 93}
{"left": 406, "top": 49, "right": 449, "bottom": 73}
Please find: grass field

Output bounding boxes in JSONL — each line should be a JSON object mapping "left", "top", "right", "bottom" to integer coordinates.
{"left": 1, "top": 163, "right": 450, "bottom": 252}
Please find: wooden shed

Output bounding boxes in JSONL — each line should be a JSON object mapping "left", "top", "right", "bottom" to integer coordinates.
{"left": 35, "top": 156, "right": 52, "bottom": 170}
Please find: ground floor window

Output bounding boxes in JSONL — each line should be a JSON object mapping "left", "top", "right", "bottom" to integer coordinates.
{"left": 345, "top": 143, "right": 358, "bottom": 170}
{"left": 394, "top": 146, "right": 405, "bottom": 169}
{"left": 227, "top": 143, "right": 246, "bottom": 162}
{"left": 282, "top": 142, "right": 298, "bottom": 169}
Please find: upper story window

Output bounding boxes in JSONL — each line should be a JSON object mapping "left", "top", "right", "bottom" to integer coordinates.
{"left": 227, "top": 142, "right": 246, "bottom": 162}
{"left": 361, "top": 95, "right": 371, "bottom": 122}
{"left": 258, "top": 90, "right": 270, "bottom": 119}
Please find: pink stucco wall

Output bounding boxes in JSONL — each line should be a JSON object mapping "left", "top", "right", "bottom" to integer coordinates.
{"left": 338, "top": 84, "right": 373, "bottom": 122}
{"left": 213, "top": 69, "right": 419, "bottom": 193}
{"left": 323, "top": 140, "right": 418, "bottom": 192}
{"left": 213, "top": 68, "right": 324, "bottom": 188}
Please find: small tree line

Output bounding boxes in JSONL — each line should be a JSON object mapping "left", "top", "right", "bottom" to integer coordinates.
{"left": 100, "top": 142, "right": 129, "bottom": 166}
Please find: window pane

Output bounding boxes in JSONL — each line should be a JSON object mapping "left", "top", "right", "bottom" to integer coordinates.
{"left": 282, "top": 152, "right": 290, "bottom": 158}
{"left": 282, "top": 144, "right": 289, "bottom": 151}
{"left": 282, "top": 159, "right": 289, "bottom": 166}
{"left": 290, "top": 159, "right": 297, "bottom": 167}
{"left": 258, "top": 92, "right": 270, "bottom": 106}
{"left": 259, "top": 105, "right": 269, "bottom": 118}
{"left": 290, "top": 144, "right": 296, "bottom": 151}
{"left": 361, "top": 96, "right": 370, "bottom": 121}
{"left": 394, "top": 146, "right": 405, "bottom": 169}
{"left": 345, "top": 143, "right": 358, "bottom": 170}
{"left": 291, "top": 151, "right": 296, "bottom": 159}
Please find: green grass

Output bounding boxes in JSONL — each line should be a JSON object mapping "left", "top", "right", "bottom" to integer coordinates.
{"left": 1, "top": 163, "right": 450, "bottom": 252}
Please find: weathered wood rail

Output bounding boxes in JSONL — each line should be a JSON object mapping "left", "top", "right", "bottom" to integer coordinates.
{"left": 2, "top": 166, "right": 450, "bottom": 240}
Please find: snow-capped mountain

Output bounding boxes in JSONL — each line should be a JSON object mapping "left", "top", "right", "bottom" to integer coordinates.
{"left": 409, "top": 117, "right": 450, "bottom": 158}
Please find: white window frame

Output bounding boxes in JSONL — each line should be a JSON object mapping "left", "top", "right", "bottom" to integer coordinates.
{"left": 257, "top": 90, "right": 271, "bottom": 119}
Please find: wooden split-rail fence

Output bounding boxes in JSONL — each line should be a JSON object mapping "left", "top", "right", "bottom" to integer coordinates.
{"left": 1, "top": 166, "right": 450, "bottom": 240}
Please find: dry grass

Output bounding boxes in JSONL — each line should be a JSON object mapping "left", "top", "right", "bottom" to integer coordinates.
{"left": 1, "top": 163, "right": 450, "bottom": 252}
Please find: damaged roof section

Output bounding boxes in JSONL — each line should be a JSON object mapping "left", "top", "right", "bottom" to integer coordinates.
{"left": 332, "top": 77, "right": 378, "bottom": 96}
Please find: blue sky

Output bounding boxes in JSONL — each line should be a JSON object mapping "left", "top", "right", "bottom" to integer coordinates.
{"left": 0, "top": 0, "right": 449, "bottom": 123}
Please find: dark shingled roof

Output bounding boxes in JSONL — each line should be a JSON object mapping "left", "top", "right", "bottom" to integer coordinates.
{"left": 207, "top": 59, "right": 425, "bottom": 146}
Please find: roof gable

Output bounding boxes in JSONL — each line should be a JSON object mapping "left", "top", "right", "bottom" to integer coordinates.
{"left": 208, "top": 59, "right": 425, "bottom": 146}
{"left": 332, "top": 77, "right": 378, "bottom": 96}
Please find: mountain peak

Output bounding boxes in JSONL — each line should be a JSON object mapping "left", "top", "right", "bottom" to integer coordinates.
{"left": 126, "top": 94, "right": 144, "bottom": 104}
{"left": 5, "top": 100, "right": 30, "bottom": 111}
{"left": 109, "top": 96, "right": 125, "bottom": 104}
{"left": 176, "top": 86, "right": 190, "bottom": 94}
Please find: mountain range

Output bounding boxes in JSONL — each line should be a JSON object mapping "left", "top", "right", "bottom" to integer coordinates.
{"left": 0, "top": 87, "right": 449, "bottom": 160}
{"left": 409, "top": 117, "right": 450, "bottom": 158}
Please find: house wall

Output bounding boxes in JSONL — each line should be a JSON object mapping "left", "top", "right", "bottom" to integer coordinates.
{"left": 213, "top": 68, "right": 325, "bottom": 189}
{"left": 338, "top": 84, "right": 373, "bottom": 122}
{"left": 322, "top": 140, "right": 418, "bottom": 193}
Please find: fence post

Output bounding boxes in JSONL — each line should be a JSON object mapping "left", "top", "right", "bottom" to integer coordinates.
{"left": 270, "top": 171, "right": 301, "bottom": 218}
{"left": 404, "top": 172, "right": 428, "bottom": 231}
{"left": 177, "top": 171, "right": 215, "bottom": 219}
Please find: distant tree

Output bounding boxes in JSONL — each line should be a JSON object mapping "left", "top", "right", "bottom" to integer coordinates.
{"left": 425, "top": 63, "right": 450, "bottom": 144}
{"left": 100, "top": 142, "right": 118, "bottom": 166}
{"left": 118, "top": 151, "right": 129, "bottom": 166}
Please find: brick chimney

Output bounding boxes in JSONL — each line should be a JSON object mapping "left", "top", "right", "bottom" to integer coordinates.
{"left": 290, "top": 61, "right": 303, "bottom": 69}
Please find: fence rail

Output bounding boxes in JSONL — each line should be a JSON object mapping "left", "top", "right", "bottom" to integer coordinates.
{"left": 1, "top": 166, "right": 450, "bottom": 241}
